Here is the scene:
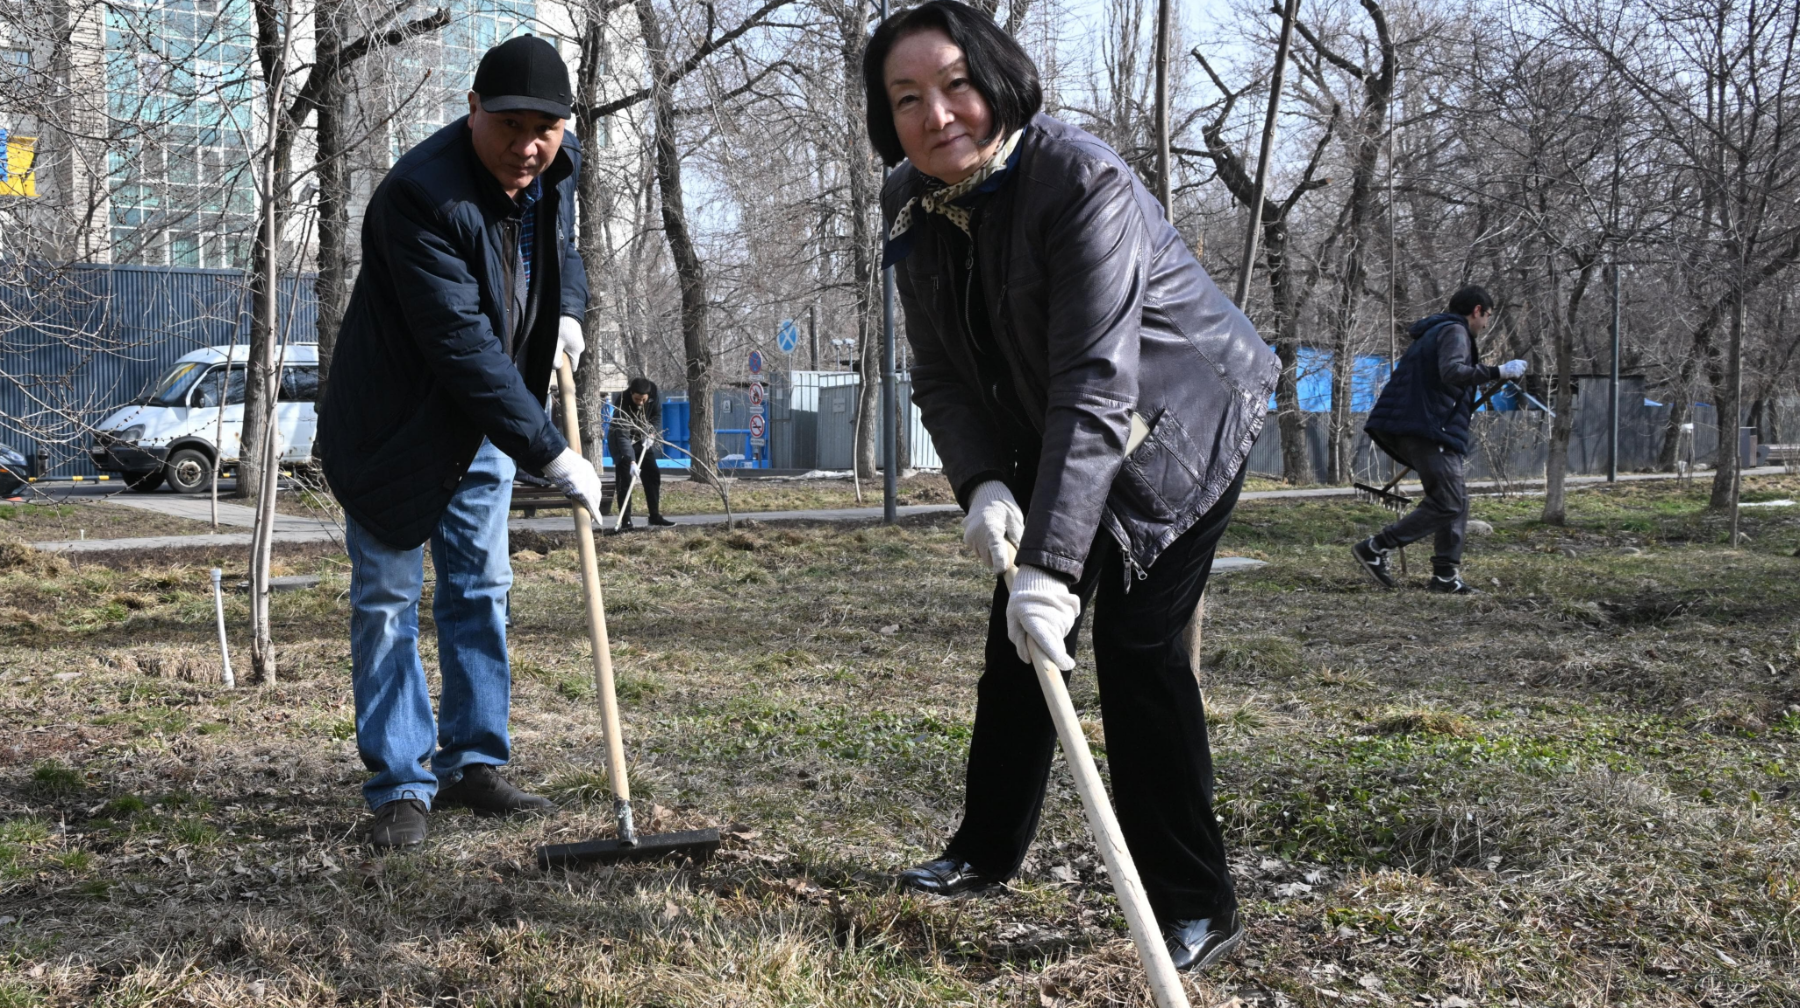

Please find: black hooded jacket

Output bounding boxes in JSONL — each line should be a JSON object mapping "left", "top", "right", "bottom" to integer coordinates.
{"left": 1365, "top": 313, "right": 1499, "bottom": 456}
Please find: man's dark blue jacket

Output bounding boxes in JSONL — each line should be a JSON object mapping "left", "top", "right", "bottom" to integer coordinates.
{"left": 318, "top": 118, "right": 588, "bottom": 549}
{"left": 1366, "top": 312, "right": 1499, "bottom": 457}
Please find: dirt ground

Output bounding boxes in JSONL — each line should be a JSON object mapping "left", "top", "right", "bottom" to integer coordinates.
{"left": 0, "top": 476, "right": 1795, "bottom": 1006}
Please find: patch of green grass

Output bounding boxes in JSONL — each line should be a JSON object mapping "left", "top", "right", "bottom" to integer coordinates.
{"left": 553, "top": 672, "right": 594, "bottom": 702}
{"left": 153, "top": 791, "right": 211, "bottom": 814}
{"left": 99, "top": 795, "right": 148, "bottom": 818}
{"left": 48, "top": 850, "right": 92, "bottom": 873}
{"left": 0, "top": 980, "right": 43, "bottom": 1008}
{"left": 168, "top": 818, "right": 219, "bottom": 846}
{"left": 27, "top": 760, "right": 83, "bottom": 798}
{"left": 0, "top": 817, "right": 50, "bottom": 844}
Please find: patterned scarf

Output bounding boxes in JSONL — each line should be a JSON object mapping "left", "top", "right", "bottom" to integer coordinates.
{"left": 888, "top": 129, "right": 1023, "bottom": 242}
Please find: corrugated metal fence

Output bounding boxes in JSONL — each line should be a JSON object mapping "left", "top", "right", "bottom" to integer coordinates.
{"left": 0, "top": 263, "right": 317, "bottom": 477}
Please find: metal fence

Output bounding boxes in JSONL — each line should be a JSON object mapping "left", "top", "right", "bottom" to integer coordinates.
{"left": 1246, "top": 390, "right": 1727, "bottom": 483}
{"left": 0, "top": 262, "right": 317, "bottom": 477}
{"left": 763, "top": 370, "right": 939, "bottom": 471}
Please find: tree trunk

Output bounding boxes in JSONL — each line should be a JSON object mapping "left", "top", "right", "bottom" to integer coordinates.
{"left": 1265, "top": 221, "right": 1314, "bottom": 484}
{"left": 575, "top": 21, "right": 613, "bottom": 459}
{"left": 638, "top": 0, "right": 716, "bottom": 478}
{"left": 1542, "top": 259, "right": 1595, "bottom": 524}
{"left": 1657, "top": 386, "right": 1692, "bottom": 472}
{"left": 311, "top": 0, "right": 349, "bottom": 417}
{"left": 837, "top": 5, "right": 880, "bottom": 481}
{"left": 1709, "top": 287, "right": 1743, "bottom": 510}
{"left": 1327, "top": 331, "right": 1354, "bottom": 483}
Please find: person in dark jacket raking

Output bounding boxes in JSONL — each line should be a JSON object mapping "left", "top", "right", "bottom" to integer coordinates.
{"left": 1354, "top": 285, "right": 1527, "bottom": 594}
{"left": 316, "top": 36, "right": 606, "bottom": 849}
{"left": 865, "top": 2, "right": 1279, "bottom": 973}
{"left": 606, "top": 377, "right": 675, "bottom": 530}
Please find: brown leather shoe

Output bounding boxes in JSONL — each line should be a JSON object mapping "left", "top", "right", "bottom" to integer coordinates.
{"left": 435, "top": 764, "right": 555, "bottom": 817}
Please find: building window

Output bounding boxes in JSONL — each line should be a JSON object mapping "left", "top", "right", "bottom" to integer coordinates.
{"left": 171, "top": 232, "right": 201, "bottom": 267}
{"left": 1, "top": 48, "right": 27, "bottom": 83}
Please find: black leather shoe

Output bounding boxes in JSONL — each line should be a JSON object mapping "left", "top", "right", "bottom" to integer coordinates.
{"left": 1352, "top": 537, "right": 1398, "bottom": 588}
{"left": 435, "top": 764, "right": 555, "bottom": 817}
{"left": 370, "top": 799, "right": 428, "bottom": 849}
{"left": 648, "top": 515, "right": 675, "bottom": 527}
{"left": 1165, "top": 911, "right": 1245, "bottom": 972}
{"left": 897, "top": 857, "right": 1001, "bottom": 896}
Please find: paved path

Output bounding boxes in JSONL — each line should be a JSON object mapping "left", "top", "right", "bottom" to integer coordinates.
{"left": 27, "top": 465, "right": 1784, "bottom": 555}
{"left": 99, "top": 492, "right": 340, "bottom": 533}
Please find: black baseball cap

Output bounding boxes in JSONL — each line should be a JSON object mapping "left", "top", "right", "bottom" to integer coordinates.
{"left": 473, "top": 35, "right": 573, "bottom": 120}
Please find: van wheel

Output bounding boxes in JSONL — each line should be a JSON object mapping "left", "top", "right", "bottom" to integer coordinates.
{"left": 124, "top": 469, "right": 165, "bottom": 492}
{"left": 164, "top": 449, "right": 213, "bottom": 494}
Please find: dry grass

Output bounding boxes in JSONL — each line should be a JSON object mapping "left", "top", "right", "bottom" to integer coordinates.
{"left": 0, "top": 500, "right": 216, "bottom": 542}
{"left": 0, "top": 476, "right": 1796, "bottom": 1006}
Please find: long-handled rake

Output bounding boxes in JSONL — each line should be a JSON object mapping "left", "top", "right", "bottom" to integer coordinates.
{"left": 997, "top": 541, "right": 1192, "bottom": 1008}
{"left": 536, "top": 356, "right": 719, "bottom": 869}
{"left": 611, "top": 437, "right": 656, "bottom": 533}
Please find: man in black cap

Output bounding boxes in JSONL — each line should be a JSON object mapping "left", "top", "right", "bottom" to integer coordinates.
{"left": 318, "top": 35, "right": 603, "bottom": 849}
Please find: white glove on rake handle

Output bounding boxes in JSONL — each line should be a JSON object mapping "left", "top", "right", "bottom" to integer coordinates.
{"left": 558, "top": 316, "right": 586, "bottom": 373}
{"left": 1007, "top": 564, "right": 1080, "bottom": 671}
{"left": 1498, "top": 359, "right": 1528, "bottom": 380}
{"left": 963, "top": 479, "right": 1024, "bottom": 575}
{"left": 543, "top": 447, "right": 605, "bottom": 520}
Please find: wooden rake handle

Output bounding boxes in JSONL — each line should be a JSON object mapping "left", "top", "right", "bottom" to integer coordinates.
{"left": 554, "top": 356, "right": 633, "bottom": 828}
{"left": 999, "top": 544, "right": 1190, "bottom": 1008}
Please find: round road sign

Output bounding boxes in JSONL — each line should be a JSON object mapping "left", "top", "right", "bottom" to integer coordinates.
{"left": 749, "top": 382, "right": 764, "bottom": 406}
{"left": 749, "top": 414, "right": 766, "bottom": 439}
{"left": 747, "top": 349, "right": 764, "bottom": 375}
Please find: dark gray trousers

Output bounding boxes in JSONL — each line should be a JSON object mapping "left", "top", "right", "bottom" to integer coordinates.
{"left": 1372, "top": 434, "right": 1468, "bottom": 575}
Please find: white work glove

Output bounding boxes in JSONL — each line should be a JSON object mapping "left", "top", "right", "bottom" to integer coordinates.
{"left": 962, "top": 479, "right": 1024, "bottom": 575}
{"left": 542, "top": 447, "right": 604, "bottom": 519}
{"left": 1007, "top": 565, "right": 1081, "bottom": 672}
{"left": 1498, "top": 359, "right": 1528, "bottom": 380}
{"left": 558, "top": 316, "right": 586, "bottom": 373}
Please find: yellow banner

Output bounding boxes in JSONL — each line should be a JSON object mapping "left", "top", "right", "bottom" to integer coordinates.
{"left": 0, "top": 136, "right": 38, "bottom": 198}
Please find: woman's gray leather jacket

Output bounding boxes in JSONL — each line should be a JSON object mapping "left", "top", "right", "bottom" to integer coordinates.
{"left": 884, "top": 113, "right": 1278, "bottom": 584}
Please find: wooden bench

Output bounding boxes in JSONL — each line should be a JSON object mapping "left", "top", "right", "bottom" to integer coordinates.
{"left": 510, "top": 481, "right": 616, "bottom": 517}
{"left": 1764, "top": 444, "right": 1800, "bottom": 472}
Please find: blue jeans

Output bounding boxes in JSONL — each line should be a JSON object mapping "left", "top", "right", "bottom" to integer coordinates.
{"left": 345, "top": 440, "right": 515, "bottom": 811}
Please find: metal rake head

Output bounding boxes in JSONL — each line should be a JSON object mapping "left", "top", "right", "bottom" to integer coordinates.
{"left": 1353, "top": 482, "right": 1412, "bottom": 513}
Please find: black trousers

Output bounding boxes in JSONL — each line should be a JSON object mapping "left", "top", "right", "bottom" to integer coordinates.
{"left": 613, "top": 445, "right": 662, "bottom": 519}
{"left": 1372, "top": 433, "right": 1467, "bottom": 575}
{"left": 942, "top": 472, "right": 1243, "bottom": 924}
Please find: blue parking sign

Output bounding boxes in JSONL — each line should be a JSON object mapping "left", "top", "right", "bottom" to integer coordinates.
{"left": 777, "top": 319, "right": 800, "bottom": 354}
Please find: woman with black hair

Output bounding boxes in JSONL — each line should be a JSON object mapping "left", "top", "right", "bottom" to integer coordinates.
{"left": 607, "top": 377, "right": 674, "bottom": 530}
{"left": 865, "top": 0, "right": 1278, "bottom": 973}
